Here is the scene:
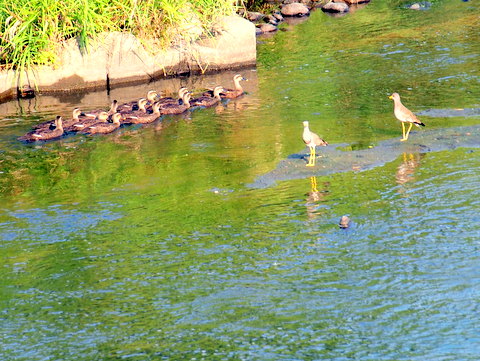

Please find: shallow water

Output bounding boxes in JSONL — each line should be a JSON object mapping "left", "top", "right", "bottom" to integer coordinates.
{"left": 1, "top": 0, "right": 479, "bottom": 359}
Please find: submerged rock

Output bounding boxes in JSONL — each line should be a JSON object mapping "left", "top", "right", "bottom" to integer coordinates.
{"left": 408, "top": 1, "right": 432, "bottom": 10}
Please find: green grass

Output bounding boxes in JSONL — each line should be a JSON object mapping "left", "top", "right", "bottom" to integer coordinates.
{"left": 0, "top": 0, "right": 237, "bottom": 71}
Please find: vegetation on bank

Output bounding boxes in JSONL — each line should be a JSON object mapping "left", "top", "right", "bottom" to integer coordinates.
{"left": 0, "top": 0, "right": 238, "bottom": 72}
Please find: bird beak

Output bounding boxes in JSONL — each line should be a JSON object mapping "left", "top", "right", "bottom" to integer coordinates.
{"left": 388, "top": 95, "right": 393, "bottom": 99}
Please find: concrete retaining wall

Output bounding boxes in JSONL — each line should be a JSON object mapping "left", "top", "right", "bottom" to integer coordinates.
{"left": 0, "top": 15, "right": 256, "bottom": 101}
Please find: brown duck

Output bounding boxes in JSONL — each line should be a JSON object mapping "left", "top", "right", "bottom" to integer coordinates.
{"left": 19, "top": 116, "right": 64, "bottom": 142}
{"left": 83, "top": 100, "right": 118, "bottom": 119}
{"left": 82, "top": 113, "right": 122, "bottom": 134}
{"left": 190, "top": 86, "right": 224, "bottom": 107}
{"left": 118, "top": 90, "right": 158, "bottom": 112}
{"left": 65, "top": 111, "right": 110, "bottom": 132}
{"left": 159, "top": 93, "right": 191, "bottom": 115}
{"left": 33, "top": 108, "right": 83, "bottom": 131}
{"left": 157, "top": 87, "right": 189, "bottom": 106}
{"left": 204, "top": 74, "right": 246, "bottom": 99}
{"left": 124, "top": 102, "right": 161, "bottom": 124}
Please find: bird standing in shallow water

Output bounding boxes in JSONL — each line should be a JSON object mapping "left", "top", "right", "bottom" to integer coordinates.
{"left": 302, "top": 121, "right": 328, "bottom": 167}
{"left": 389, "top": 92, "right": 425, "bottom": 141}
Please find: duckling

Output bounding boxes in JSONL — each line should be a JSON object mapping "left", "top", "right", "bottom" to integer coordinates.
{"left": 65, "top": 111, "right": 110, "bottom": 132}
{"left": 83, "top": 100, "right": 118, "bottom": 119}
{"left": 190, "top": 86, "right": 224, "bottom": 108}
{"left": 204, "top": 75, "right": 246, "bottom": 99}
{"left": 157, "top": 87, "right": 189, "bottom": 106}
{"left": 19, "top": 116, "right": 64, "bottom": 142}
{"left": 124, "top": 102, "right": 161, "bottom": 124}
{"left": 82, "top": 113, "right": 122, "bottom": 135}
{"left": 34, "top": 108, "right": 83, "bottom": 131}
{"left": 159, "top": 92, "right": 191, "bottom": 115}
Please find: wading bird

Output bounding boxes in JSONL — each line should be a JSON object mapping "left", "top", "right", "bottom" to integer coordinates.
{"left": 302, "top": 121, "right": 328, "bottom": 167}
{"left": 389, "top": 92, "right": 425, "bottom": 141}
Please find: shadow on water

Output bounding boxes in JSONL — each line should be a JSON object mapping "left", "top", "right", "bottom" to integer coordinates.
{"left": 251, "top": 124, "right": 480, "bottom": 188}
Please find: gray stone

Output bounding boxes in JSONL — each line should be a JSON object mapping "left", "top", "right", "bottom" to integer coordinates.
{"left": 321, "top": 1, "right": 350, "bottom": 13}
{"left": 281, "top": 3, "right": 310, "bottom": 16}
{"left": 0, "top": 15, "right": 256, "bottom": 101}
{"left": 247, "top": 11, "right": 265, "bottom": 22}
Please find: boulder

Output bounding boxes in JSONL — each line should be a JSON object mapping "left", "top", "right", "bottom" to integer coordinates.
{"left": 259, "top": 24, "right": 278, "bottom": 33}
{"left": 247, "top": 11, "right": 265, "bottom": 22}
{"left": 281, "top": 3, "right": 310, "bottom": 17}
{"left": 343, "top": 0, "right": 370, "bottom": 4}
{"left": 321, "top": 1, "right": 350, "bottom": 12}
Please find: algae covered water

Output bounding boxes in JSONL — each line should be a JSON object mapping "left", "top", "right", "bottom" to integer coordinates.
{"left": 1, "top": 0, "right": 479, "bottom": 359}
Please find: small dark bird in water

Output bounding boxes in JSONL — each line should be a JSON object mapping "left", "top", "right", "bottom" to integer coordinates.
{"left": 302, "top": 121, "right": 328, "bottom": 167}
{"left": 389, "top": 92, "right": 425, "bottom": 141}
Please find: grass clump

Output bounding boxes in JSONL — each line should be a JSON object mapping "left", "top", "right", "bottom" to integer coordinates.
{"left": 0, "top": 0, "right": 236, "bottom": 72}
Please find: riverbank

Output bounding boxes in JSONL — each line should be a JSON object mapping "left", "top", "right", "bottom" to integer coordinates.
{"left": 0, "top": 14, "right": 255, "bottom": 102}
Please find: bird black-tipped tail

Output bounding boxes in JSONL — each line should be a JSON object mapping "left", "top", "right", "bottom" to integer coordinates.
{"left": 417, "top": 122, "right": 426, "bottom": 127}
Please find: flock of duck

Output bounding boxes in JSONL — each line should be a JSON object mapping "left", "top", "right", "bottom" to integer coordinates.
{"left": 18, "top": 74, "right": 247, "bottom": 142}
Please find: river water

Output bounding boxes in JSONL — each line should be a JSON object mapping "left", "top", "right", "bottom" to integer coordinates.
{"left": 1, "top": 0, "right": 479, "bottom": 359}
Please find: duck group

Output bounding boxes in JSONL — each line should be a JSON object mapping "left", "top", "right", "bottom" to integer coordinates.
{"left": 18, "top": 74, "right": 247, "bottom": 142}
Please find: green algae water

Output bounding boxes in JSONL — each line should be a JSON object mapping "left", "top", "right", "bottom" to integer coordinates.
{"left": 1, "top": 1, "right": 479, "bottom": 359}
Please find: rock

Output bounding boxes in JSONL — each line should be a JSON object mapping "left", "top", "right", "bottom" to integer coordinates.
{"left": 281, "top": 3, "right": 310, "bottom": 17}
{"left": 273, "top": 11, "right": 284, "bottom": 22}
{"left": 408, "top": 1, "right": 432, "bottom": 10}
{"left": 259, "top": 23, "right": 278, "bottom": 33}
{"left": 247, "top": 11, "right": 265, "bottom": 22}
{"left": 321, "top": 1, "right": 350, "bottom": 13}
{"left": 343, "top": 0, "right": 370, "bottom": 4}
{"left": 266, "top": 15, "right": 278, "bottom": 25}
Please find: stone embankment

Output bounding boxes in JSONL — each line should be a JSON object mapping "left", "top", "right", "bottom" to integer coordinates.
{"left": 243, "top": 0, "right": 372, "bottom": 34}
{"left": 0, "top": 15, "right": 255, "bottom": 102}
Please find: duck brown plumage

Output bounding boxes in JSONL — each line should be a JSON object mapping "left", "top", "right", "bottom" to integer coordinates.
{"left": 159, "top": 93, "right": 191, "bottom": 115}
{"left": 117, "top": 90, "right": 158, "bottom": 113}
{"left": 157, "top": 87, "right": 189, "bottom": 106}
{"left": 83, "top": 100, "right": 118, "bottom": 119}
{"left": 204, "top": 74, "right": 246, "bottom": 99}
{"left": 123, "top": 102, "right": 161, "bottom": 124}
{"left": 19, "top": 116, "right": 64, "bottom": 142}
{"left": 64, "top": 111, "right": 110, "bottom": 132}
{"left": 82, "top": 113, "right": 122, "bottom": 134}
{"left": 191, "top": 86, "right": 224, "bottom": 107}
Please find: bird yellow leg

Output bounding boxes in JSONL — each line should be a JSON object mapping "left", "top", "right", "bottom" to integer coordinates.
{"left": 310, "top": 176, "right": 318, "bottom": 192}
{"left": 400, "top": 122, "right": 406, "bottom": 141}
{"left": 402, "top": 123, "right": 413, "bottom": 141}
{"left": 307, "top": 146, "right": 316, "bottom": 167}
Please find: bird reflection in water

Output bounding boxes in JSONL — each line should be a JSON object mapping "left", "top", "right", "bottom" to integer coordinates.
{"left": 396, "top": 152, "right": 423, "bottom": 188}
{"left": 305, "top": 176, "right": 329, "bottom": 220}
